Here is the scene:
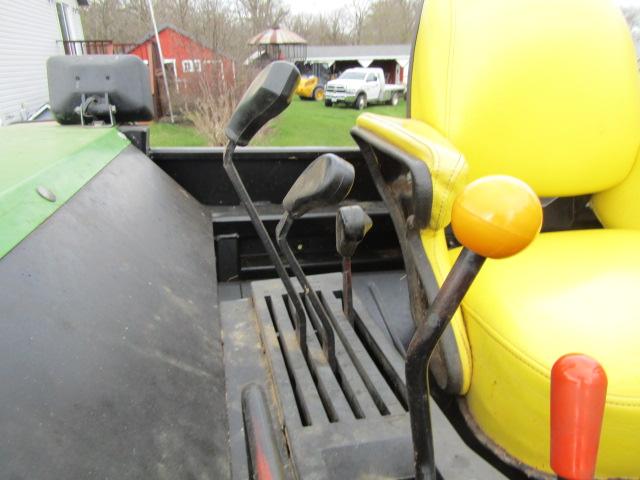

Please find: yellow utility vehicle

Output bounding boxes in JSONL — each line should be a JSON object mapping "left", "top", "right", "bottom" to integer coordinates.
{"left": 295, "top": 74, "right": 325, "bottom": 101}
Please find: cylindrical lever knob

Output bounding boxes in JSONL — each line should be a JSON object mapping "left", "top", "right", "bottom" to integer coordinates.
{"left": 550, "top": 354, "right": 608, "bottom": 480}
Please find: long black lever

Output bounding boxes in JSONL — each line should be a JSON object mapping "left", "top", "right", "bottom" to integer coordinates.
{"left": 405, "top": 248, "right": 484, "bottom": 480}
{"left": 275, "top": 153, "right": 355, "bottom": 372}
{"left": 223, "top": 144, "right": 308, "bottom": 355}
{"left": 222, "top": 61, "right": 309, "bottom": 354}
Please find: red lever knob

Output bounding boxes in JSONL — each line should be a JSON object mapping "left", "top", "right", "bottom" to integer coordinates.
{"left": 550, "top": 354, "right": 607, "bottom": 480}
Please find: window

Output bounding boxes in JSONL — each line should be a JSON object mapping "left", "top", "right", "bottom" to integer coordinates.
{"left": 339, "top": 71, "right": 366, "bottom": 80}
{"left": 182, "top": 60, "right": 194, "bottom": 73}
{"left": 194, "top": 59, "right": 202, "bottom": 72}
{"left": 366, "top": 73, "right": 376, "bottom": 83}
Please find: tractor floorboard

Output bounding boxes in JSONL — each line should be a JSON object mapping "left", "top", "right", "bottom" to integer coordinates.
{"left": 221, "top": 272, "right": 506, "bottom": 479}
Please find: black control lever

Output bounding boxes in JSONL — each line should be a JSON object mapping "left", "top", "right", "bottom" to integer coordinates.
{"left": 275, "top": 153, "right": 355, "bottom": 372}
{"left": 335, "top": 205, "right": 372, "bottom": 323}
{"left": 222, "top": 61, "right": 310, "bottom": 355}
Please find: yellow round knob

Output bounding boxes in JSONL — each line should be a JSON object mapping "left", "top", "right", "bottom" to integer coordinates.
{"left": 451, "top": 175, "right": 542, "bottom": 259}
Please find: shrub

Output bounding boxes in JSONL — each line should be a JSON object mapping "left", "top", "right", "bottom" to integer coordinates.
{"left": 177, "top": 66, "right": 259, "bottom": 146}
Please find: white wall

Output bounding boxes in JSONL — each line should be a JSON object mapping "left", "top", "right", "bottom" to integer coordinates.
{"left": 0, "top": 0, "right": 85, "bottom": 125}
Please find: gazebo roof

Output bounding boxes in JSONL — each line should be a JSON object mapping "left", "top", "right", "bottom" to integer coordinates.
{"left": 248, "top": 27, "right": 307, "bottom": 46}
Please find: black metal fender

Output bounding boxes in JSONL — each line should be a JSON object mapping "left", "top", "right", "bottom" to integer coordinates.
{"left": 0, "top": 146, "right": 229, "bottom": 479}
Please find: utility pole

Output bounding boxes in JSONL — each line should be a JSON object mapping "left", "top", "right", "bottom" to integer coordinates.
{"left": 146, "top": 0, "right": 175, "bottom": 123}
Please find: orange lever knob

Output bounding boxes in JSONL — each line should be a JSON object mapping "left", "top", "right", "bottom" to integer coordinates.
{"left": 550, "top": 354, "right": 607, "bottom": 480}
{"left": 451, "top": 175, "right": 542, "bottom": 259}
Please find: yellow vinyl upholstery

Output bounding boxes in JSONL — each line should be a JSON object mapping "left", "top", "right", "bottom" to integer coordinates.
{"left": 410, "top": 0, "right": 640, "bottom": 197}
{"left": 592, "top": 147, "right": 640, "bottom": 229}
{"left": 402, "top": 0, "right": 640, "bottom": 476}
{"left": 451, "top": 230, "right": 640, "bottom": 477}
{"left": 355, "top": 114, "right": 468, "bottom": 231}
{"left": 354, "top": 0, "right": 640, "bottom": 476}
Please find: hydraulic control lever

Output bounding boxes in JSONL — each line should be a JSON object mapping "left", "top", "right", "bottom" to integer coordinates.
{"left": 550, "top": 354, "right": 607, "bottom": 480}
{"left": 335, "top": 205, "right": 372, "bottom": 323}
{"left": 276, "top": 153, "right": 355, "bottom": 372}
{"left": 405, "top": 176, "right": 543, "bottom": 480}
{"left": 222, "top": 61, "right": 311, "bottom": 355}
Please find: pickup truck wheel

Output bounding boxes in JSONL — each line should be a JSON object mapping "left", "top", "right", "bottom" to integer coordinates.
{"left": 355, "top": 94, "right": 367, "bottom": 110}
{"left": 324, "top": 99, "right": 333, "bottom": 107}
{"left": 390, "top": 92, "right": 400, "bottom": 106}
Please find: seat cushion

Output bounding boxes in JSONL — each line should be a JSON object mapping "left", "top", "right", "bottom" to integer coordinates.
{"left": 455, "top": 229, "right": 640, "bottom": 477}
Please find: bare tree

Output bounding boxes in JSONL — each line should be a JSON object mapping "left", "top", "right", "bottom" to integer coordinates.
{"left": 361, "top": 0, "right": 420, "bottom": 44}
{"left": 81, "top": 0, "right": 423, "bottom": 60}
{"left": 166, "top": 0, "right": 192, "bottom": 29}
{"left": 349, "top": 0, "right": 370, "bottom": 45}
{"left": 235, "top": 0, "right": 289, "bottom": 35}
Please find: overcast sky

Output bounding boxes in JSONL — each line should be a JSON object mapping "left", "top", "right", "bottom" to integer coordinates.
{"left": 284, "top": 0, "right": 638, "bottom": 15}
{"left": 284, "top": 0, "right": 363, "bottom": 15}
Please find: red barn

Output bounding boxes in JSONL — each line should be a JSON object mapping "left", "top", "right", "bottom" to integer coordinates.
{"left": 128, "top": 24, "right": 235, "bottom": 91}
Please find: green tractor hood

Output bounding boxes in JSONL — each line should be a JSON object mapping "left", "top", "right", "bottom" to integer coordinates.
{"left": 0, "top": 123, "right": 129, "bottom": 259}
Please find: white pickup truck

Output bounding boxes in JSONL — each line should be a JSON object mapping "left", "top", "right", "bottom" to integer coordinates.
{"left": 324, "top": 67, "right": 406, "bottom": 109}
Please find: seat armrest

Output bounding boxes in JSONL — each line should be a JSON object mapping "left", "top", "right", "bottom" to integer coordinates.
{"left": 353, "top": 114, "right": 468, "bottom": 231}
{"left": 351, "top": 113, "right": 473, "bottom": 395}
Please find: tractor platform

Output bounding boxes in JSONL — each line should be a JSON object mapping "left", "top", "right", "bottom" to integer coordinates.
{"left": 220, "top": 271, "right": 505, "bottom": 479}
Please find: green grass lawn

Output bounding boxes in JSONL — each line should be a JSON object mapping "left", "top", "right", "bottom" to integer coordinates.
{"left": 149, "top": 122, "right": 207, "bottom": 147}
{"left": 148, "top": 97, "right": 406, "bottom": 147}
{"left": 254, "top": 97, "right": 407, "bottom": 147}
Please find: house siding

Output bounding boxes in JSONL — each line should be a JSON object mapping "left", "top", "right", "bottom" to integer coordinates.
{"left": 0, "top": 0, "right": 84, "bottom": 125}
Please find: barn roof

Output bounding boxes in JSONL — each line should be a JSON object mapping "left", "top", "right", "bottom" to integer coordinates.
{"left": 306, "top": 44, "right": 410, "bottom": 60}
{"left": 304, "top": 44, "right": 411, "bottom": 68}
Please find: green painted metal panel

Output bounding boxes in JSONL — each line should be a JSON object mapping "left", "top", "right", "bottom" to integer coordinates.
{"left": 0, "top": 123, "right": 129, "bottom": 259}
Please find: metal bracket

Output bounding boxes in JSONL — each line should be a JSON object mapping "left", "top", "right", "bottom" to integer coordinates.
{"left": 74, "top": 93, "right": 116, "bottom": 126}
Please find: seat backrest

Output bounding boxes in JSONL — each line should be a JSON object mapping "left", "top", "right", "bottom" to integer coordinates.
{"left": 409, "top": 0, "right": 640, "bottom": 198}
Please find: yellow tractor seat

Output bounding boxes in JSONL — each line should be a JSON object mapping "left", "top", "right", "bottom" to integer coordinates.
{"left": 353, "top": 0, "right": 640, "bottom": 476}
{"left": 355, "top": 112, "right": 640, "bottom": 478}
{"left": 453, "top": 229, "right": 640, "bottom": 477}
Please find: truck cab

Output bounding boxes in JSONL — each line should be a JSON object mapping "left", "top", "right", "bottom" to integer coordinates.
{"left": 325, "top": 67, "right": 405, "bottom": 109}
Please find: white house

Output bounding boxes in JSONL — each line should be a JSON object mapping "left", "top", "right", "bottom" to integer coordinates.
{"left": 0, "top": 0, "right": 87, "bottom": 126}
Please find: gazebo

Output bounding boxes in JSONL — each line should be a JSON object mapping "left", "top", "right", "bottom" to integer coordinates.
{"left": 248, "top": 27, "right": 308, "bottom": 63}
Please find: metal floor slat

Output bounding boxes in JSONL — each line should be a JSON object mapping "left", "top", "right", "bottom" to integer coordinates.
{"left": 320, "top": 288, "right": 408, "bottom": 417}
{"left": 299, "top": 295, "right": 381, "bottom": 420}
{"left": 352, "top": 293, "right": 408, "bottom": 397}
{"left": 270, "top": 293, "right": 356, "bottom": 424}
{"left": 252, "top": 294, "right": 306, "bottom": 430}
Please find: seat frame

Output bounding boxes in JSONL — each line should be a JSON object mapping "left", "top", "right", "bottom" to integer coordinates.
{"left": 351, "top": 126, "right": 464, "bottom": 390}
{"left": 352, "top": 126, "right": 537, "bottom": 479}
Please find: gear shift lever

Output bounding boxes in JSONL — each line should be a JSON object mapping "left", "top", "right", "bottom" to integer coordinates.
{"left": 336, "top": 205, "right": 372, "bottom": 323}
{"left": 406, "top": 175, "right": 543, "bottom": 480}
{"left": 550, "top": 354, "right": 607, "bottom": 480}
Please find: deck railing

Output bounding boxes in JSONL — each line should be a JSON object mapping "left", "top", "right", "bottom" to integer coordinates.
{"left": 59, "top": 40, "right": 137, "bottom": 56}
